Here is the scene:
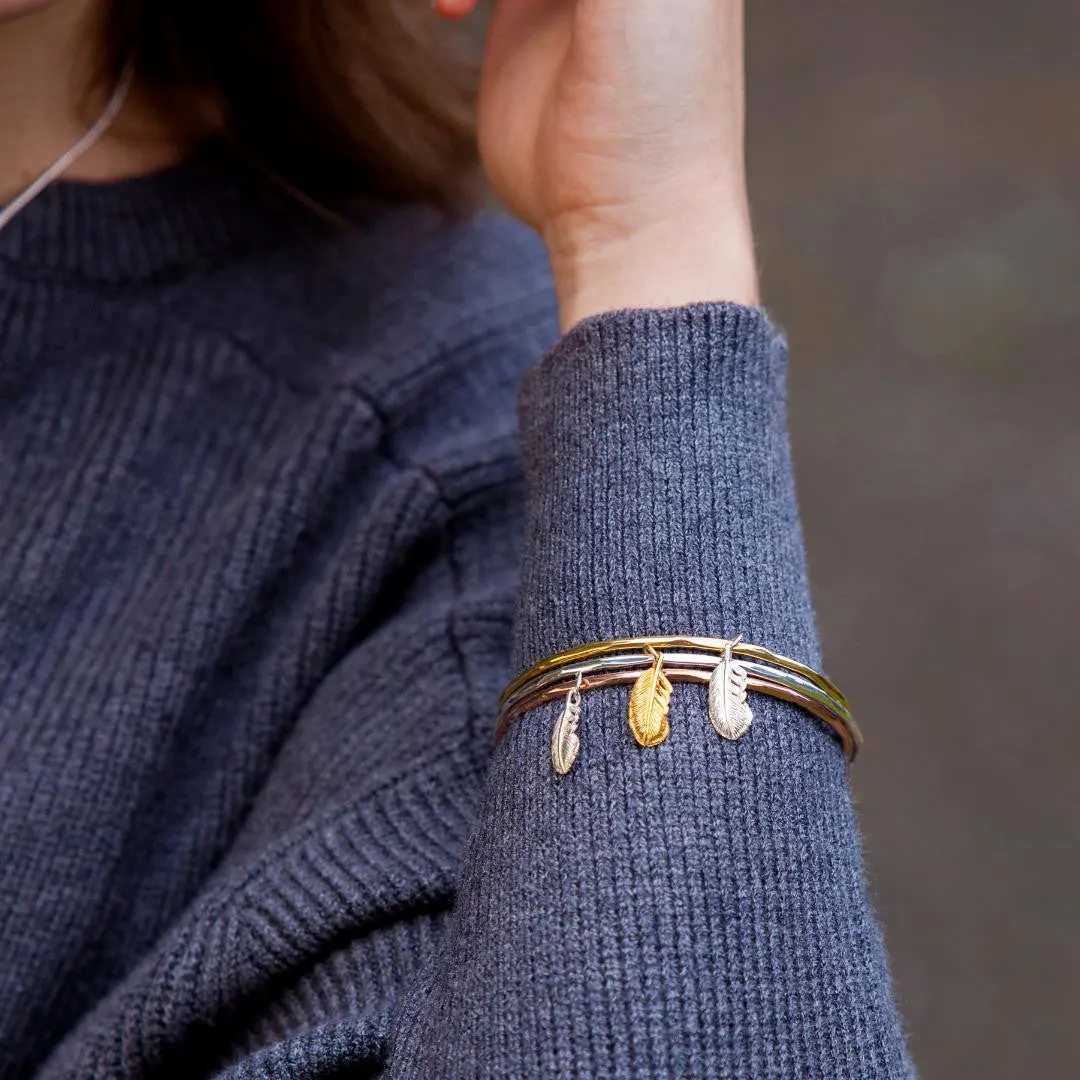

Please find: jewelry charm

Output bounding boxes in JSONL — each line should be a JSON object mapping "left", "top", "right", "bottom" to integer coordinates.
{"left": 708, "top": 636, "right": 753, "bottom": 741}
{"left": 627, "top": 646, "right": 672, "bottom": 748}
{"left": 497, "top": 635, "right": 860, "bottom": 763}
{"left": 551, "top": 673, "right": 583, "bottom": 775}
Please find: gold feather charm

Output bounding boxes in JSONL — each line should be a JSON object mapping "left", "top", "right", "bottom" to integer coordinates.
{"left": 709, "top": 636, "right": 753, "bottom": 742}
{"left": 628, "top": 646, "right": 672, "bottom": 748}
{"left": 551, "top": 675, "right": 583, "bottom": 775}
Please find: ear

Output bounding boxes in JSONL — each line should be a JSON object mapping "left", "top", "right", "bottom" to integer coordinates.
{"left": 432, "top": 0, "right": 482, "bottom": 20}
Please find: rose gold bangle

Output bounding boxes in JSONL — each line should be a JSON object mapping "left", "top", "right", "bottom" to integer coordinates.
{"left": 496, "top": 636, "right": 860, "bottom": 775}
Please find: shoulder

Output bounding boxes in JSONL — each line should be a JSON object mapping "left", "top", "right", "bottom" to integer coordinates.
{"left": 167, "top": 203, "right": 562, "bottom": 474}
{"left": 324, "top": 204, "right": 562, "bottom": 412}
{"left": 171, "top": 203, "right": 560, "bottom": 396}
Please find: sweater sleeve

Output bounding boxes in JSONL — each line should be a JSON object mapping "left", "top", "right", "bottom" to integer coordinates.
{"left": 38, "top": 296, "right": 913, "bottom": 1079}
{"left": 385, "top": 302, "right": 915, "bottom": 1078}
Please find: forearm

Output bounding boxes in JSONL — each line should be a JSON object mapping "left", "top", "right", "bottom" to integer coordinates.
{"left": 387, "top": 302, "right": 914, "bottom": 1078}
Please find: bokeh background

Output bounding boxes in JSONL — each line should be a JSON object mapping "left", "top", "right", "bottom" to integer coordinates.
{"left": 473, "top": 0, "right": 1077, "bottom": 1075}
{"left": 748, "top": 2, "right": 1078, "bottom": 1077}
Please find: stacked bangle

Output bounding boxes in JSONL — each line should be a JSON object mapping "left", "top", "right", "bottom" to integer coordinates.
{"left": 496, "top": 635, "right": 861, "bottom": 775}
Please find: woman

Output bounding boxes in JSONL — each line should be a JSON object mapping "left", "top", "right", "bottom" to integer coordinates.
{"left": 0, "top": 0, "right": 913, "bottom": 1076}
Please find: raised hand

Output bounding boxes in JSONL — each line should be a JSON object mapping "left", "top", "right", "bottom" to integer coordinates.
{"left": 434, "top": 0, "right": 759, "bottom": 329}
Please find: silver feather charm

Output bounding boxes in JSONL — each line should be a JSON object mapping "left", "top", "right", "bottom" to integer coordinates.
{"left": 551, "top": 675, "right": 583, "bottom": 775}
{"left": 709, "top": 637, "right": 753, "bottom": 742}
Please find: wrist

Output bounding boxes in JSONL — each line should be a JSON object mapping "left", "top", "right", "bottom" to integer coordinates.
{"left": 543, "top": 203, "right": 760, "bottom": 333}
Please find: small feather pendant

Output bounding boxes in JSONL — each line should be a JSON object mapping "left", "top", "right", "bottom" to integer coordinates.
{"left": 551, "top": 680, "right": 582, "bottom": 775}
{"left": 709, "top": 637, "right": 753, "bottom": 742}
{"left": 628, "top": 647, "right": 672, "bottom": 748}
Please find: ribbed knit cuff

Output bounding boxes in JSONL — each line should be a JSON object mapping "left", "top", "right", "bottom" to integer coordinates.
{"left": 462, "top": 301, "right": 917, "bottom": 1078}
{"left": 514, "top": 301, "right": 819, "bottom": 673}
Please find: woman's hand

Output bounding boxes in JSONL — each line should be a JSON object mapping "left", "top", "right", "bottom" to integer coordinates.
{"left": 434, "top": 0, "right": 759, "bottom": 330}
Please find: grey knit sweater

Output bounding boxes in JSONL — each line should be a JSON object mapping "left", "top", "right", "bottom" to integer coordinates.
{"left": 0, "top": 146, "right": 913, "bottom": 1078}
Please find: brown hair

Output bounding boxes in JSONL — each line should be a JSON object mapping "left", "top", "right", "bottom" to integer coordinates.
{"left": 105, "top": 1, "right": 484, "bottom": 213}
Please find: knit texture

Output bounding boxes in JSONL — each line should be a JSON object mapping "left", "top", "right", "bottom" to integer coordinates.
{"left": 0, "top": 145, "right": 913, "bottom": 1078}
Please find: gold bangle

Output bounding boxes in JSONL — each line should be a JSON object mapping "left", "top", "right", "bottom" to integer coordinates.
{"left": 496, "top": 635, "right": 860, "bottom": 775}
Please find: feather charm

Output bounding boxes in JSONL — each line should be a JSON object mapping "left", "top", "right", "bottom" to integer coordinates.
{"left": 551, "top": 677, "right": 583, "bottom": 775}
{"left": 709, "top": 636, "right": 753, "bottom": 741}
{"left": 628, "top": 647, "right": 672, "bottom": 748}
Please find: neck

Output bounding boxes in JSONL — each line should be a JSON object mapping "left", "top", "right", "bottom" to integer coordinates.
{"left": 0, "top": 0, "right": 192, "bottom": 203}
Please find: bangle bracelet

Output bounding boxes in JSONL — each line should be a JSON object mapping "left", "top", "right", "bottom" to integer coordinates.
{"left": 496, "top": 635, "right": 861, "bottom": 775}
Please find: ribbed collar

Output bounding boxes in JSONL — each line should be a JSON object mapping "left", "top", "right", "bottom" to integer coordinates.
{"left": 0, "top": 140, "right": 307, "bottom": 284}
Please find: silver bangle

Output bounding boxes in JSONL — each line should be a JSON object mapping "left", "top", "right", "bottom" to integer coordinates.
{"left": 496, "top": 636, "right": 860, "bottom": 775}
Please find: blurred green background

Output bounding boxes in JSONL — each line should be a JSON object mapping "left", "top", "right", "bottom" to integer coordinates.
{"left": 472, "top": 1, "right": 1078, "bottom": 1076}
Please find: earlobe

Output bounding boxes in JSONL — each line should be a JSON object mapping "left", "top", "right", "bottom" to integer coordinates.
{"left": 432, "top": 0, "right": 481, "bottom": 20}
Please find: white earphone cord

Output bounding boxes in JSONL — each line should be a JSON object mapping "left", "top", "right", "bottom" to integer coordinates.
{"left": 0, "top": 61, "right": 134, "bottom": 235}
